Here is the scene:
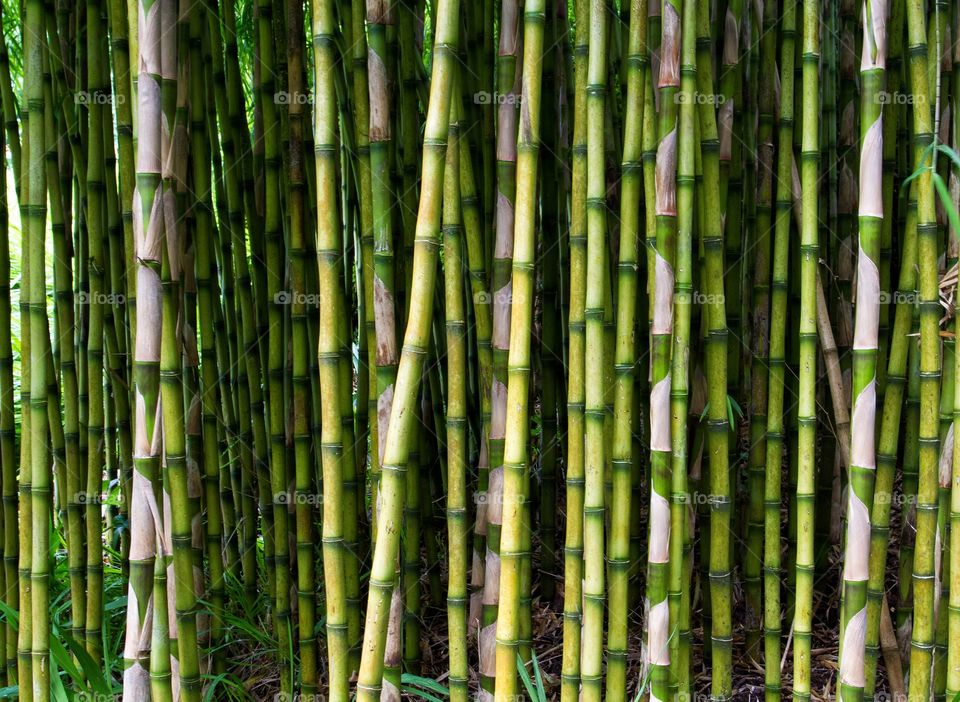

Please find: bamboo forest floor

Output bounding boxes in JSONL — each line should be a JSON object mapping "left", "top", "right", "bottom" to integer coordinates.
{"left": 226, "top": 422, "right": 909, "bottom": 701}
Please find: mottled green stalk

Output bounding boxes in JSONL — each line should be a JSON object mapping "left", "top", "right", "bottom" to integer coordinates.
{"left": 838, "top": 1, "right": 886, "bottom": 698}
{"left": 667, "top": 0, "right": 692, "bottom": 693}
{"left": 763, "top": 2, "right": 795, "bottom": 698}
{"left": 353, "top": 0, "right": 459, "bottom": 697}
{"left": 745, "top": 0, "right": 777, "bottom": 664}
{"left": 85, "top": 0, "right": 107, "bottom": 666}
{"left": 905, "top": 0, "right": 941, "bottom": 695}
{"left": 24, "top": 0, "right": 48, "bottom": 697}
{"left": 443, "top": 90, "right": 469, "bottom": 702}
{"left": 481, "top": 0, "right": 521, "bottom": 684}
{"left": 580, "top": 2, "right": 610, "bottom": 701}
{"left": 560, "top": 1, "right": 588, "bottom": 698}
{"left": 792, "top": 0, "right": 819, "bottom": 697}
{"left": 694, "top": 0, "right": 732, "bottom": 695}
{"left": 189, "top": 1, "right": 225, "bottom": 677}
{"left": 120, "top": 0, "right": 169, "bottom": 691}
{"left": 647, "top": 0, "right": 679, "bottom": 696}
{"left": 864, "top": 14, "right": 907, "bottom": 702}
{"left": 493, "top": 0, "right": 546, "bottom": 696}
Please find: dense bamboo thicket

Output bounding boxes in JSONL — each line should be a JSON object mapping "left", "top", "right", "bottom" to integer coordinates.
{"left": 5, "top": 0, "right": 960, "bottom": 699}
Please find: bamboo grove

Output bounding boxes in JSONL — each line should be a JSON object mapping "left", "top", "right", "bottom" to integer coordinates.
{"left": 4, "top": 0, "right": 960, "bottom": 698}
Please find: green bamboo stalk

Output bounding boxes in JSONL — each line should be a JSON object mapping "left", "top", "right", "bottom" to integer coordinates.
{"left": 793, "top": 0, "right": 820, "bottom": 697}
{"left": 256, "top": 0, "right": 294, "bottom": 687}
{"left": 188, "top": 2, "right": 226, "bottom": 677}
{"left": 948, "top": 139, "right": 960, "bottom": 700}
{"left": 745, "top": 0, "right": 777, "bottom": 665}
{"left": 0, "top": 11, "right": 17, "bottom": 680}
{"left": 457, "top": 86, "right": 494, "bottom": 654}
{"left": 443, "top": 93, "right": 469, "bottom": 702}
{"left": 693, "top": 0, "right": 732, "bottom": 695}
{"left": 763, "top": 2, "right": 795, "bottom": 698}
{"left": 667, "top": 0, "right": 693, "bottom": 692}
{"left": 344, "top": 2, "right": 370, "bottom": 668}
{"left": 206, "top": 0, "right": 260, "bottom": 602}
{"left": 864, "top": 6, "right": 908, "bottom": 695}
{"left": 280, "top": 0, "right": 316, "bottom": 691}
{"left": 560, "top": 1, "right": 588, "bottom": 698}
{"left": 607, "top": 2, "right": 647, "bottom": 699}
{"left": 314, "top": 0, "right": 352, "bottom": 696}
{"left": 905, "top": 0, "right": 941, "bottom": 694}
{"left": 84, "top": 0, "right": 108, "bottom": 667}
{"left": 838, "top": 1, "right": 886, "bottom": 698}
{"left": 365, "top": 1, "right": 404, "bottom": 688}
{"left": 352, "top": 0, "right": 459, "bottom": 697}
{"left": 492, "top": 0, "right": 546, "bottom": 696}
{"left": 24, "top": 2, "right": 47, "bottom": 697}
{"left": 481, "top": 0, "right": 522, "bottom": 684}
{"left": 121, "top": 0, "right": 166, "bottom": 691}
{"left": 17, "top": 141, "right": 31, "bottom": 699}
{"left": 107, "top": 0, "right": 136, "bottom": 352}
{"left": 647, "top": 0, "right": 679, "bottom": 695}
{"left": 0, "top": 73, "right": 11, "bottom": 690}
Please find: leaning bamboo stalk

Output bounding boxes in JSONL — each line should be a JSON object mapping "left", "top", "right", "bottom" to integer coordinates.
{"left": 353, "top": 0, "right": 459, "bottom": 697}
{"left": 0, "top": 71, "right": 12, "bottom": 690}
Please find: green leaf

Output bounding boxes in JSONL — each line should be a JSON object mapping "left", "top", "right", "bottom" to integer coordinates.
{"left": 900, "top": 141, "right": 936, "bottom": 193}
{"left": 932, "top": 171, "right": 960, "bottom": 241}
{"left": 531, "top": 652, "right": 547, "bottom": 702}
{"left": 401, "top": 673, "right": 451, "bottom": 702}
{"left": 937, "top": 143, "right": 960, "bottom": 172}
{"left": 517, "top": 653, "right": 539, "bottom": 702}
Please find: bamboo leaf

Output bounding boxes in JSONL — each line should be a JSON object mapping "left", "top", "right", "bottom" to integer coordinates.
{"left": 516, "top": 653, "right": 539, "bottom": 702}
{"left": 932, "top": 172, "right": 960, "bottom": 241}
